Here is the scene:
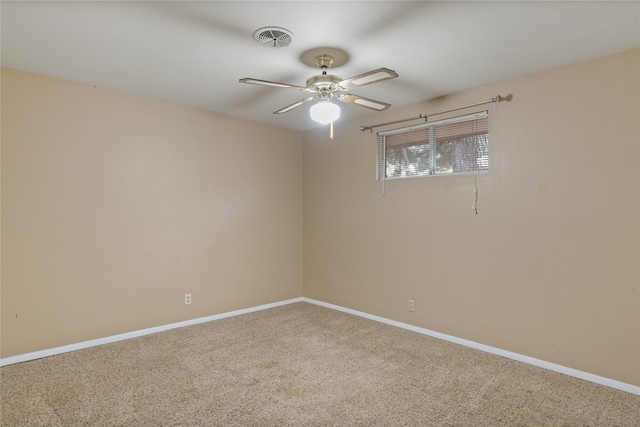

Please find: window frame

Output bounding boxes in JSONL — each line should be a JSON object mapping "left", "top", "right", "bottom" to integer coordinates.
{"left": 378, "top": 111, "right": 489, "bottom": 181}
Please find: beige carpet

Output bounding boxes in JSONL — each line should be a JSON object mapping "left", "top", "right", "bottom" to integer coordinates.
{"left": 1, "top": 302, "right": 639, "bottom": 426}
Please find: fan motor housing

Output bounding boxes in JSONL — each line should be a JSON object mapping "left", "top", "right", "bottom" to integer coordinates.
{"left": 306, "top": 74, "right": 342, "bottom": 88}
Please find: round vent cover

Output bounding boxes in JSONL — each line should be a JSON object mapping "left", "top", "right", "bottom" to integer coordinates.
{"left": 253, "top": 27, "right": 294, "bottom": 48}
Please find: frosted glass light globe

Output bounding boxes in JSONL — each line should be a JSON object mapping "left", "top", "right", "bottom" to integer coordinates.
{"left": 310, "top": 101, "right": 340, "bottom": 124}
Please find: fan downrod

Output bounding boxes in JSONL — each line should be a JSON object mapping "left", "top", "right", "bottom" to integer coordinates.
{"left": 306, "top": 54, "right": 342, "bottom": 89}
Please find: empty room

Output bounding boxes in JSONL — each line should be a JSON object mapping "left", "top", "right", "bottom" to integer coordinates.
{"left": 1, "top": 1, "right": 639, "bottom": 425}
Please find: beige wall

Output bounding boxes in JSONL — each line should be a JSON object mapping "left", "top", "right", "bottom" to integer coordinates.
{"left": 2, "top": 48, "right": 639, "bottom": 388}
{"left": 303, "top": 49, "right": 640, "bottom": 386}
{"left": 1, "top": 67, "right": 303, "bottom": 357}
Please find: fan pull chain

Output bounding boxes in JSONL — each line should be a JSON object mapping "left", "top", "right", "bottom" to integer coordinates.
{"left": 330, "top": 121, "right": 334, "bottom": 140}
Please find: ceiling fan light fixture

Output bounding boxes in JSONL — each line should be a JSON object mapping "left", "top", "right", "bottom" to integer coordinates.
{"left": 310, "top": 100, "right": 340, "bottom": 124}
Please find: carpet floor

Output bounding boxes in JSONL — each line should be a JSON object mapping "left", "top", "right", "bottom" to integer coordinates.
{"left": 1, "top": 302, "right": 639, "bottom": 426}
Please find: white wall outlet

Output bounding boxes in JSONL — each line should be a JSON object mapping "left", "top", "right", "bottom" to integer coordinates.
{"left": 184, "top": 293, "right": 192, "bottom": 305}
{"left": 408, "top": 299, "right": 415, "bottom": 312}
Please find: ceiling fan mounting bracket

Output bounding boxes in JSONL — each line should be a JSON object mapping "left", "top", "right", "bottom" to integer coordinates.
{"left": 300, "top": 48, "right": 349, "bottom": 69}
{"left": 315, "top": 54, "right": 334, "bottom": 70}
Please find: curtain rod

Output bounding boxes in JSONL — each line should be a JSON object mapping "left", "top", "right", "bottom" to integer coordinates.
{"left": 359, "top": 94, "right": 512, "bottom": 132}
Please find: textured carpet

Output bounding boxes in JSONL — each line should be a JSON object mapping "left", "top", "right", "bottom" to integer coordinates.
{"left": 1, "top": 302, "right": 639, "bottom": 426}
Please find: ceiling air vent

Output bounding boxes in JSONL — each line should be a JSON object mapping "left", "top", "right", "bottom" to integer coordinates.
{"left": 253, "top": 27, "right": 294, "bottom": 48}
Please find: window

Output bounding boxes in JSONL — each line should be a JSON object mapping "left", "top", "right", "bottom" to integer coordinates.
{"left": 379, "top": 112, "right": 488, "bottom": 179}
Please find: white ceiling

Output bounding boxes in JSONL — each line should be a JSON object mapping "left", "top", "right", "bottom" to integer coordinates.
{"left": 2, "top": 1, "right": 639, "bottom": 132}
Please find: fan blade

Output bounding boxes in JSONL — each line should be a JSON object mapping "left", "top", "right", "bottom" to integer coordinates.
{"left": 337, "top": 68, "right": 398, "bottom": 90}
{"left": 239, "top": 78, "right": 308, "bottom": 91}
{"left": 338, "top": 94, "right": 391, "bottom": 111}
{"left": 274, "top": 97, "right": 315, "bottom": 114}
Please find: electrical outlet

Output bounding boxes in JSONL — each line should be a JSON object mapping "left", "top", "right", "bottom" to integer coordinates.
{"left": 408, "top": 299, "right": 415, "bottom": 312}
{"left": 184, "top": 293, "right": 192, "bottom": 305}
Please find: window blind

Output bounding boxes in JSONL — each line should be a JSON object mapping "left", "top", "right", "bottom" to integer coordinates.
{"left": 379, "top": 112, "right": 488, "bottom": 179}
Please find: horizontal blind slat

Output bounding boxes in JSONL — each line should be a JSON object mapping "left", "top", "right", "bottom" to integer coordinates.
{"left": 435, "top": 117, "right": 488, "bottom": 142}
{"left": 385, "top": 128, "right": 430, "bottom": 149}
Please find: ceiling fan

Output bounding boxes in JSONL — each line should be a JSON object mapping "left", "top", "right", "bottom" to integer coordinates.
{"left": 239, "top": 54, "right": 398, "bottom": 125}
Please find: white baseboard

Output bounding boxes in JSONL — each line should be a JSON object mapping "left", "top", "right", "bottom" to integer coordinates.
{"left": 3, "top": 296, "right": 638, "bottom": 396}
{"left": 0, "top": 297, "right": 304, "bottom": 367}
{"left": 302, "top": 297, "right": 640, "bottom": 396}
